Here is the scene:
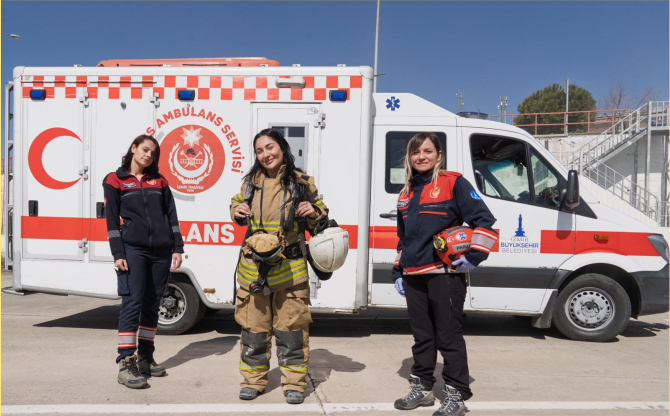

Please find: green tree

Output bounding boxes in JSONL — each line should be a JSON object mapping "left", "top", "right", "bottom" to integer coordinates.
{"left": 515, "top": 83, "right": 597, "bottom": 135}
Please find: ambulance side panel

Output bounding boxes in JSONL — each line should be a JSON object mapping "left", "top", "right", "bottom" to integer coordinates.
{"left": 14, "top": 66, "right": 374, "bottom": 312}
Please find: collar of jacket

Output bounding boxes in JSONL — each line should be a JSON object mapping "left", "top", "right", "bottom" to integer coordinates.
{"left": 115, "top": 168, "right": 161, "bottom": 181}
{"left": 251, "top": 164, "right": 288, "bottom": 187}
{"left": 410, "top": 170, "right": 434, "bottom": 187}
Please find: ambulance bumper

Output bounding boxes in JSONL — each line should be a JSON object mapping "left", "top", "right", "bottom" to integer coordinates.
{"left": 634, "top": 264, "right": 669, "bottom": 316}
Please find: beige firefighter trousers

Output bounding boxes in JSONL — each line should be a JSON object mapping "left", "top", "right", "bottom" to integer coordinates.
{"left": 234, "top": 281, "right": 312, "bottom": 393}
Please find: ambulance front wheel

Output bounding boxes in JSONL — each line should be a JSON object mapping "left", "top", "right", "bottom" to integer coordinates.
{"left": 157, "top": 275, "right": 206, "bottom": 335}
{"left": 553, "top": 273, "right": 631, "bottom": 342}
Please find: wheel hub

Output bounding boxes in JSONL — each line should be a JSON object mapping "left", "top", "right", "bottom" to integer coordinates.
{"left": 159, "top": 284, "right": 187, "bottom": 325}
{"left": 566, "top": 287, "right": 615, "bottom": 330}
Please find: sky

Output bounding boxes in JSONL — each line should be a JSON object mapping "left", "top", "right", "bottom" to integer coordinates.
{"left": 2, "top": 1, "right": 669, "bottom": 157}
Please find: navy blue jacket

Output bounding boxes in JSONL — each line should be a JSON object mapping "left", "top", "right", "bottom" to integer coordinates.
{"left": 392, "top": 170, "right": 498, "bottom": 281}
{"left": 103, "top": 169, "right": 184, "bottom": 261}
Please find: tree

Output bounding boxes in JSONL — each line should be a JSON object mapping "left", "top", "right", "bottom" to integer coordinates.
{"left": 515, "top": 83, "right": 597, "bottom": 135}
{"left": 599, "top": 81, "right": 658, "bottom": 111}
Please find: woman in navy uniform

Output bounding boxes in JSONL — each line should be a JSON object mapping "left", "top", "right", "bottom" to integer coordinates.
{"left": 392, "top": 133, "right": 498, "bottom": 415}
{"left": 103, "top": 134, "right": 184, "bottom": 389}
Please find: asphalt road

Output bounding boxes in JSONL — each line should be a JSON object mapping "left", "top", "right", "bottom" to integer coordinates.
{"left": 1, "top": 270, "right": 668, "bottom": 415}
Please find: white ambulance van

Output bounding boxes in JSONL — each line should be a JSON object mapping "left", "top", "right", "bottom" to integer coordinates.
{"left": 3, "top": 60, "right": 668, "bottom": 342}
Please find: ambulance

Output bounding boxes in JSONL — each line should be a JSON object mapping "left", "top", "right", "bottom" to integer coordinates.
{"left": 3, "top": 59, "right": 668, "bottom": 342}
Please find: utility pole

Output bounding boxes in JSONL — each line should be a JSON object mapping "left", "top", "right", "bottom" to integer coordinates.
{"left": 373, "top": 0, "right": 380, "bottom": 93}
{"left": 457, "top": 91, "right": 464, "bottom": 113}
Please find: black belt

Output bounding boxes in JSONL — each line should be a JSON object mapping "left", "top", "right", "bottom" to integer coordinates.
{"left": 284, "top": 243, "right": 303, "bottom": 259}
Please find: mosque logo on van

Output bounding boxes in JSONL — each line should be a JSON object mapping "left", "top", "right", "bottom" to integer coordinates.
{"left": 500, "top": 214, "right": 539, "bottom": 254}
{"left": 147, "top": 107, "right": 245, "bottom": 195}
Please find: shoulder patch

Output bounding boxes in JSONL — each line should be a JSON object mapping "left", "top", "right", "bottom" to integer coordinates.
{"left": 470, "top": 190, "right": 482, "bottom": 200}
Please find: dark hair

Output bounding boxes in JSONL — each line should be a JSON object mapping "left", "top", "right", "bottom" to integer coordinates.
{"left": 120, "top": 134, "right": 161, "bottom": 175}
{"left": 243, "top": 128, "right": 303, "bottom": 188}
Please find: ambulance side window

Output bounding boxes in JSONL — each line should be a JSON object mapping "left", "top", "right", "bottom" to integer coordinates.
{"left": 530, "top": 149, "right": 564, "bottom": 209}
{"left": 385, "top": 131, "right": 446, "bottom": 194}
{"left": 470, "top": 135, "right": 531, "bottom": 204}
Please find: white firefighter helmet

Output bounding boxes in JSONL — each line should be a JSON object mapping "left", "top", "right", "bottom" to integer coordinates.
{"left": 308, "top": 227, "right": 349, "bottom": 273}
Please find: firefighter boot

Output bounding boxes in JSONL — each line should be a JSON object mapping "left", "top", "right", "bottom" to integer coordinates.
{"left": 285, "top": 390, "right": 304, "bottom": 404}
{"left": 239, "top": 387, "right": 262, "bottom": 400}
{"left": 137, "top": 354, "right": 167, "bottom": 377}
{"left": 394, "top": 375, "right": 435, "bottom": 410}
{"left": 117, "top": 356, "right": 148, "bottom": 389}
{"left": 433, "top": 385, "right": 466, "bottom": 416}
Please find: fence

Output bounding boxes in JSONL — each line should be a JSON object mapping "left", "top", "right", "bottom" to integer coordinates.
{"left": 488, "top": 108, "right": 632, "bottom": 136}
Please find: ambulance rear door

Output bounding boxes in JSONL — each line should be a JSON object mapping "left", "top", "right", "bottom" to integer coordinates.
{"left": 88, "top": 77, "right": 156, "bottom": 262}
{"left": 460, "top": 125, "right": 576, "bottom": 313}
{"left": 19, "top": 75, "right": 88, "bottom": 291}
{"left": 21, "top": 78, "right": 87, "bottom": 262}
{"left": 252, "top": 102, "right": 323, "bottom": 296}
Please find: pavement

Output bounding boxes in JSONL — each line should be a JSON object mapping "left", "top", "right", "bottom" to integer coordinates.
{"left": 1, "top": 270, "right": 668, "bottom": 415}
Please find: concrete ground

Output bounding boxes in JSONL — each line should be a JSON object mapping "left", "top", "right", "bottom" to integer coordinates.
{"left": 1, "top": 270, "right": 668, "bottom": 415}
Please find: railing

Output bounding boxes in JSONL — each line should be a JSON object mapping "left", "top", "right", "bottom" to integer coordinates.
{"left": 561, "top": 101, "right": 669, "bottom": 170}
{"left": 1, "top": 156, "right": 12, "bottom": 174}
{"left": 488, "top": 108, "right": 631, "bottom": 136}
{"left": 566, "top": 152, "right": 668, "bottom": 227}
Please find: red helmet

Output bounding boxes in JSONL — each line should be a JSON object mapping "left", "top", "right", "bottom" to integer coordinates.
{"left": 433, "top": 226, "right": 473, "bottom": 266}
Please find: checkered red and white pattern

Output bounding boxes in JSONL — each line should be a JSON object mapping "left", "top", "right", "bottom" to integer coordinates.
{"left": 21, "top": 75, "right": 363, "bottom": 101}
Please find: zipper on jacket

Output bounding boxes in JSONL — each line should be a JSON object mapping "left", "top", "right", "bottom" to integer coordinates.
{"left": 139, "top": 177, "right": 154, "bottom": 247}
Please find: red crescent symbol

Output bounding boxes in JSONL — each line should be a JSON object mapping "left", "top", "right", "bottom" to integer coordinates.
{"left": 28, "top": 127, "right": 82, "bottom": 190}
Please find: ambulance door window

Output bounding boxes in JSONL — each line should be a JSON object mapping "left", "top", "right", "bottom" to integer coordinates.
{"left": 470, "top": 135, "right": 531, "bottom": 204}
{"left": 385, "top": 132, "right": 446, "bottom": 194}
{"left": 529, "top": 149, "right": 564, "bottom": 209}
{"left": 271, "top": 125, "right": 307, "bottom": 171}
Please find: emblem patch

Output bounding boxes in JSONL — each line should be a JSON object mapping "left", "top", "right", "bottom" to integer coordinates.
{"left": 122, "top": 182, "right": 137, "bottom": 188}
{"left": 470, "top": 190, "right": 482, "bottom": 200}
{"left": 159, "top": 125, "right": 225, "bottom": 194}
{"left": 146, "top": 179, "right": 156, "bottom": 186}
{"left": 430, "top": 187, "right": 441, "bottom": 199}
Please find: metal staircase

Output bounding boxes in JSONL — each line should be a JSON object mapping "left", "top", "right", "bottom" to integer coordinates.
{"left": 560, "top": 101, "right": 669, "bottom": 227}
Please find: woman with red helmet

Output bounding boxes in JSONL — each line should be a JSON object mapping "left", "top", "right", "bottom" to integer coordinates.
{"left": 391, "top": 133, "right": 498, "bottom": 416}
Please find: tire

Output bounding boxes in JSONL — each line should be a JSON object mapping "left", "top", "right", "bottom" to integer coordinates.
{"left": 552, "top": 273, "right": 631, "bottom": 342}
{"left": 157, "top": 275, "right": 206, "bottom": 335}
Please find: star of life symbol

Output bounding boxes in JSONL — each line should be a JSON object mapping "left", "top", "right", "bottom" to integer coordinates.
{"left": 386, "top": 96, "right": 400, "bottom": 111}
{"left": 457, "top": 232, "right": 467, "bottom": 241}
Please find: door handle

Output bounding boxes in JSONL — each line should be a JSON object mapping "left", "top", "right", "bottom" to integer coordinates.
{"left": 379, "top": 210, "right": 397, "bottom": 220}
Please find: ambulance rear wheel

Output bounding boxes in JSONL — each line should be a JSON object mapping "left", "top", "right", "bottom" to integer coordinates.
{"left": 553, "top": 273, "right": 631, "bottom": 342}
{"left": 157, "top": 275, "right": 206, "bottom": 335}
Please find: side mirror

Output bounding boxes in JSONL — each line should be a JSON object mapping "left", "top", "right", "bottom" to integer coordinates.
{"left": 560, "top": 170, "right": 580, "bottom": 211}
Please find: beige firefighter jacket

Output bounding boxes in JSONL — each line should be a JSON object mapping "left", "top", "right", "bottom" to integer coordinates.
{"left": 230, "top": 165, "right": 329, "bottom": 292}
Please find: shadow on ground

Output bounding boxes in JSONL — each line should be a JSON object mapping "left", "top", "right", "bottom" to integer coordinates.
{"left": 33, "top": 305, "right": 668, "bottom": 342}
{"left": 161, "top": 336, "right": 239, "bottom": 370}
{"left": 261, "top": 348, "right": 366, "bottom": 397}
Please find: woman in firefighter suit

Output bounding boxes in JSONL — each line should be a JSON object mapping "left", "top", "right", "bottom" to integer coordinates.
{"left": 103, "top": 134, "right": 184, "bottom": 389}
{"left": 230, "top": 128, "right": 328, "bottom": 405}
{"left": 392, "top": 133, "right": 498, "bottom": 416}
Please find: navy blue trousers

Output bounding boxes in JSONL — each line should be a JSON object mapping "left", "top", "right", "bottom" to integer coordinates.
{"left": 116, "top": 244, "right": 172, "bottom": 363}
{"left": 403, "top": 273, "right": 472, "bottom": 400}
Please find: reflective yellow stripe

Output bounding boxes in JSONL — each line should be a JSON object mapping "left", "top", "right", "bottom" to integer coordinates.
{"left": 267, "top": 265, "right": 307, "bottom": 284}
{"left": 236, "top": 271, "right": 254, "bottom": 285}
{"left": 233, "top": 193, "right": 243, "bottom": 203}
{"left": 280, "top": 363, "right": 308, "bottom": 373}
{"left": 239, "top": 261, "right": 258, "bottom": 274}
{"left": 239, "top": 361, "right": 269, "bottom": 373}
{"left": 314, "top": 199, "right": 326, "bottom": 208}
